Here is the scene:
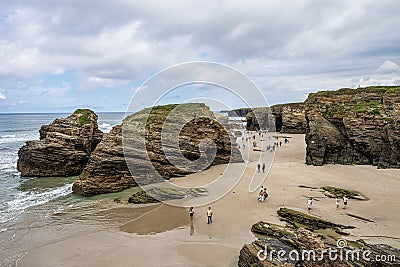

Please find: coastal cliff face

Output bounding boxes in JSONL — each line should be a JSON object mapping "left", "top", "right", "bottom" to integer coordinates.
{"left": 305, "top": 86, "right": 400, "bottom": 168}
{"left": 17, "top": 109, "right": 103, "bottom": 177}
{"left": 72, "top": 103, "right": 242, "bottom": 196}
{"left": 246, "top": 103, "right": 306, "bottom": 133}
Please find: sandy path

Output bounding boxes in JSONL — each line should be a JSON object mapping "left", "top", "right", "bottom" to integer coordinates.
{"left": 18, "top": 133, "right": 400, "bottom": 266}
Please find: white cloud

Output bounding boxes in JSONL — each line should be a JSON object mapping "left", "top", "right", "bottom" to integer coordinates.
{"left": 0, "top": 1, "right": 400, "bottom": 111}
{"left": 376, "top": 60, "right": 400, "bottom": 74}
{"left": 87, "top": 77, "right": 129, "bottom": 88}
{"left": 0, "top": 92, "right": 6, "bottom": 100}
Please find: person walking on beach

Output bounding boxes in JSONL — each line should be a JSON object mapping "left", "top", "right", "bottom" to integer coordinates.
{"left": 189, "top": 207, "right": 194, "bottom": 221}
{"left": 307, "top": 197, "right": 313, "bottom": 212}
{"left": 257, "top": 163, "right": 260, "bottom": 173}
{"left": 258, "top": 186, "right": 265, "bottom": 201}
{"left": 207, "top": 207, "right": 213, "bottom": 224}
{"left": 336, "top": 197, "right": 340, "bottom": 209}
{"left": 263, "top": 187, "right": 268, "bottom": 201}
{"left": 343, "top": 195, "right": 348, "bottom": 209}
{"left": 262, "top": 163, "right": 265, "bottom": 173}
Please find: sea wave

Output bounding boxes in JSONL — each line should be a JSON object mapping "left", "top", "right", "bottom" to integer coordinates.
{"left": 99, "top": 122, "right": 113, "bottom": 132}
{"left": 1, "top": 134, "right": 16, "bottom": 138}
{"left": 0, "top": 133, "right": 38, "bottom": 144}
{"left": 0, "top": 183, "right": 73, "bottom": 224}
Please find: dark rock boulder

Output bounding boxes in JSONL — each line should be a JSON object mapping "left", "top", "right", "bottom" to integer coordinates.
{"left": 277, "top": 207, "right": 354, "bottom": 231}
{"left": 305, "top": 86, "right": 400, "bottom": 168}
{"left": 239, "top": 209, "right": 400, "bottom": 267}
{"left": 128, "top": 187, "right": 207, "bottom": 204}
{"left": 17, "top": 109, "right": 103, "bottom": 177}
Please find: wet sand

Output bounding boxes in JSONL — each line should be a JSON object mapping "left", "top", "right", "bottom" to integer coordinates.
{"left": 17, "top": 133, "right": 400, "bottom": 266}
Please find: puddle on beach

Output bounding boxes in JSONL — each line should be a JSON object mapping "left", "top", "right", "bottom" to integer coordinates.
{"left": 119, "top": 204, "right": 188, "bottom": 235}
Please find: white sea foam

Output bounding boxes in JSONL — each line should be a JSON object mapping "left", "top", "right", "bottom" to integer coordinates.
{"left": 0, "top": 183, "right": 73, "bottom": 224}
{"left": 99, "top": 122, "right": 113, "bottom": 133}
{"left": 1, "top": 134, "right": 16, "bottom": 138}
{"left": 0, "top": 133, "right": 38, "bottom": 144}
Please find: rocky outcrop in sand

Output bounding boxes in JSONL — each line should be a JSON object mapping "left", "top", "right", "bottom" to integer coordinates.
{"left": 17, "top": 109, "right": 103, "bottom": 177}
{"left": 246, "top": 103, "right": 306, "bottom": 133}
{"left": 305, "top": 86, "right": 400, "bottom": 168}
{"left": 239, "top": 208, "right": 400, "bottom": 266}
{"left": 72, "top": 103, "right": 242, "bottom": 196}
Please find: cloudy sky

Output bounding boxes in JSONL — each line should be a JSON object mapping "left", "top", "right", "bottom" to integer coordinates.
{"left": 0, "top": 0, "right": 399, "bottom": 113}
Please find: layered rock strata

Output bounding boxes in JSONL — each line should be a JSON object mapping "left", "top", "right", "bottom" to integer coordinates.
{"left": 73, "top": 103, "right": 242, "bottom": 196}
{"left": 239, "top": 208, "right": 400, "bottom": 266}
{"left": 246, "top": 103, "right": 306, "bottom": 133}
{"left": 305, "top": 86, "right": 400, "bottom": 168}
{"left": 17, "top": 109, "right": 103, "bottom": 177}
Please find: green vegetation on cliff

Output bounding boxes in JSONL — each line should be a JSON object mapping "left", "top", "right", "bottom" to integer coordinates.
{"left": 73, "top": 109, "right": 93, "bottom": 125}
{"left": 309, "top": 85, "right": 400, "bottom": 98}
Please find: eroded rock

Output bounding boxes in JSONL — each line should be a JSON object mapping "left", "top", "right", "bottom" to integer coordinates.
{"left": 17, "top": 109, "right": 103, "bottom": 177}
{"left": 73, "top": 103, "right": 242, "bottom": 196}
{"left": 305, "top": 86, "right": 400, "bottom": 168}
{"left": 239, "top": 216, "right": 400, "bottom": 266}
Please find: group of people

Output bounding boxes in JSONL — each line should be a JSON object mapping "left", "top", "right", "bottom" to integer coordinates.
{"left": 307, "top": 194, "right": 349, "bottom": 212}
{"left": 189, "top": 206, "right": 213, "bottom": 224}
{"left": 336, "top": 195, "right": 349, "bottom": 209}
{"left": 258, "top": 185, "right": 268, "bottom": 202}
{"left": 257, "top": 162, "right": 266, "bottom": 173}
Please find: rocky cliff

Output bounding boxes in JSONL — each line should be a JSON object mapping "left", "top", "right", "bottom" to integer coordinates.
{"left": 305, "top": 86, "right": 400, "bottom": 168}
{"left": 72, "top": 103, "right": 242, "bottom": 196}
{"left": 228, "top": 108, "right": 252, "bottom": 117}
{"left": 17, "top": 109, "right": 103, "bottom": 177}
{"left": 246, "top": 103, "right": 306, "bottom": 133}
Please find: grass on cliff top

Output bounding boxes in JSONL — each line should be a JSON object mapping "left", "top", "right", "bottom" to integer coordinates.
{"left": 73, "top": 109, "right": 93, "bottom": 125}
{"left": 271, "top": 102, "right": 304, "bottom": 108}
{"left": 309, "top": 85, "right": 400, "bottom": 98}
{"left": 122, "top": 103, "right": 207, "bottom": 124}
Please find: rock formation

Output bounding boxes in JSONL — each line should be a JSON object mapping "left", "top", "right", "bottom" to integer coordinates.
{"left": 272, "top": 103, "right": 306, "bottom": 133}
{"left": 228, "top": 108, "right": 253, "bottom": 117}
{"left": 73, "top": 103, "right": 243, "bottom": 196}
{"left": 239, "top": 208, "right": 400, "bottom": 266}
{"left": 246, "top": 103, "right": 306, "bottom": 133}
{"left": 128, "top": 187, "right": 207, "bottom": 204}
{"left": 17, "top": 109, "right": 103, "bottom": 177}
{"left": 305, "top": 86, "right": 400, "bottom": 168}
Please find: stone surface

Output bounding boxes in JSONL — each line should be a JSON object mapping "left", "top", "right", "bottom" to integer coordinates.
{"left": 321, "top": 186, "right": 368, "bottom": 200}
{"left": 17, "top": 109, "right": 103, "bottom": 177}
{"left": 73, "top": 103, "right": 243, "bottom": 196}
{"left": 277, "top": 207, "right": 354, "bottom": 231}
{"left": 239, "top": 210, "right": 400, "bottom": 266}
{"left": 305, "top": 86, "right": 400, "bottom": 168}
{"left": 72, "top": 125, "right": 134, "bottom": 196}
{"left": 128, "top": 187, "right": 207, "bottom": 204}
{"left": 246, "top": 103, "right": 306, "bottom": 133}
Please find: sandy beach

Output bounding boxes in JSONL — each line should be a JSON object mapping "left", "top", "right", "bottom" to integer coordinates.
{"left": 17, "top": 133, "right": 400, "bottom": 266}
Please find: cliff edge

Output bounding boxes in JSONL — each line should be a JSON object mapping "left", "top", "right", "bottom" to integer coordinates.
{"left": 305, "top": 86, "right": 400, "bottom": 168}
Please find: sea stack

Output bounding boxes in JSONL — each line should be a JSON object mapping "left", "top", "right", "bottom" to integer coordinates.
{"left": 17, "top": 109, "right": 103, "bottom": 177}
{"left": 72, "top": 103, "right": 243, "bottom": 196}
{"left": 305, "top": 86, "right": 400, "bottom": 168}
{"left": 245, "top": 103, "right": 306, "bottom": 133}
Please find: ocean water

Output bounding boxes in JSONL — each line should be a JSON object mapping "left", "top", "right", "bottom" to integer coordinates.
{"left": 0, "top": 112, "right": 126, "bottom": 266}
